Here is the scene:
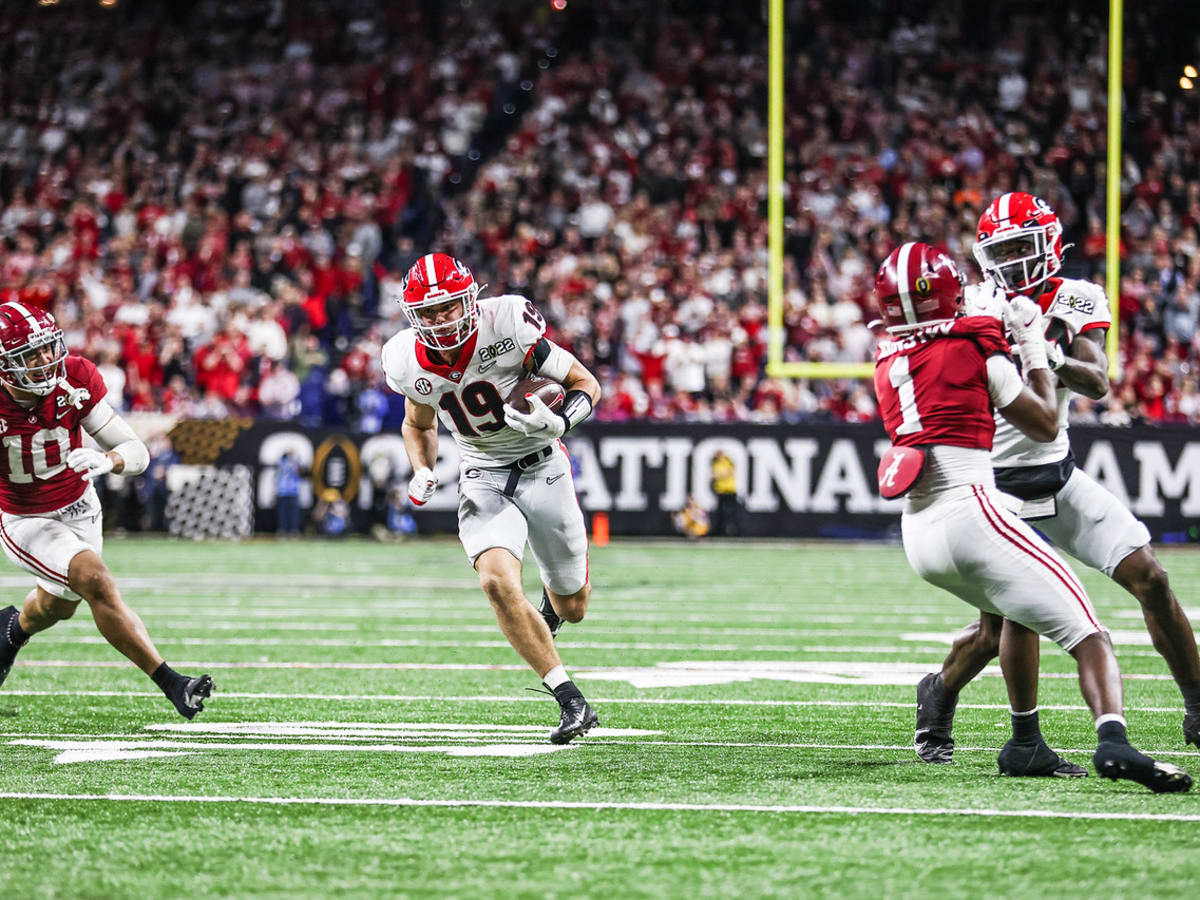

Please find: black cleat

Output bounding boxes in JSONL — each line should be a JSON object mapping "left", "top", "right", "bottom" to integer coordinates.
{"left": 539, "top": 589, "right": 563, "bottom": 639}
{"left": 1184, "top": 713, "right": 1200, "bottom": 748}
{"left": 915, "top": 672, "right": 957, "bottom": 763}
{"left": 998, "top": 739, "right": 1087, "bottom": 778}
{"left": 1094, "top": 741, "right": 1192, "bottom": 793}
{"left": 169, "top": 674, "right": 214, "bottom": 720}
{"left": 0, "top": 605, "right": 28, "bottom": 690}
{"left": 549, "top": 688, "right": 598, "bottom": 744}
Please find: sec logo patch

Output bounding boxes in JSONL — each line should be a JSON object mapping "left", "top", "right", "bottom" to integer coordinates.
{"left": 414, "top": 378, "right": 433, "bottom": 395}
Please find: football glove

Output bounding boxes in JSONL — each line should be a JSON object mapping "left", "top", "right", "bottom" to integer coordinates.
{"left": 407, "top": 467, "right": 437, "bottom": 506}
{"left": 1003, "top": 295, "right": 1044, "bottom": 343}
{"left": 503, "top": 395, "right": 565, "bottom": 440}
{"left": 1045, "top": 339, "right": 1066, "bottom": 371}
{"left": 962, "top": 279, "right": 1006, "bottom": 320}
{"left": 66, "top": 447, "right": 114, "bottom": 481}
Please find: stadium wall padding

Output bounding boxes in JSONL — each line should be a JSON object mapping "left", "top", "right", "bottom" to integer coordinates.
{"left": 193, "top": 421, "right": 1200, "bottom": 541}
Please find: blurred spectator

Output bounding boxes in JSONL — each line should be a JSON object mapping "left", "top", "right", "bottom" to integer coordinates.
{"left": 275, "top": 453, "right": 302, "bottom": 536}
{"left": 672, "top": 495, "right": 710, "bottom": 540}
{"left": 710, "top": 451, "right": 741, "bottom": 537}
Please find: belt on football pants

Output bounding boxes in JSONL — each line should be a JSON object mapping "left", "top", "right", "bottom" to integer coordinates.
{"left": 496, "top": 445, "right": 555, "bottom": 497}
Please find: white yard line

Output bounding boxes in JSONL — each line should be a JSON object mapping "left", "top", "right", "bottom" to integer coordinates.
{"left": 3, "top": 689, "right": 1189, "bottom": 714}
{"left": 3, "top": 733, "right": 1195, "bottom": 758}
{"left": 0, "top": 791, "right": 1197, "bottom": 821}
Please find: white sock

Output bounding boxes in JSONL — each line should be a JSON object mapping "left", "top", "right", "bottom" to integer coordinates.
{"left": 1094, "top": 713, "right": 1127, "bottom": 729}
{"left": 543, "top": 665, "right": 570, "bottom": 690}
{"left": 1010, "top": 707, "right": 1038, "bottom": 717}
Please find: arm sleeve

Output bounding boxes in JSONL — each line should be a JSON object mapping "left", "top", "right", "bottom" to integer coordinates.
{"left": 88, "top": 411, "right": 150, "bottom": 476}
{"left": 987, "top": 355, "right": 1024, "bottom": 409}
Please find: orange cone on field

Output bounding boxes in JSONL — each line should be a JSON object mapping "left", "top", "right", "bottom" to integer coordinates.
{"left": 592, "top": 511, "right": 610, "bottom": 546}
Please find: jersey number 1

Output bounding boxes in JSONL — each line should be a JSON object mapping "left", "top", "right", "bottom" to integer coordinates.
{"left": 888, "top": 356, "right": 923, "bottom": 435}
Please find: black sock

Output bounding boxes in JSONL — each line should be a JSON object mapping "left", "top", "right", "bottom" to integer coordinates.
{"left": 1180, "top": 681, "right": 1200, "bottom": 717}
{"left": 151, "top": 661, "right": 183, "bottom": 693}
{"left": 1011, "top": 709, "right": 1041, "bottom": 742}
{"left": 549, "top": 680, "right": 583, "bottom": 704}
{"left": 5, "top": 610, "right": 29, "bottom": 648}
{"left": 1097, "top": 719, "right": 1129, "bottom": 745}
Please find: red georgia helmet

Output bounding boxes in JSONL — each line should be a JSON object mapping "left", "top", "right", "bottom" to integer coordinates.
{"left": 874, "top": 242, "right": 965, "bottom": 333}
{"left": 0, "top": 301, "right": 66, "bottom": 396}
{"left": 973, "top": 192, "right": 1066, "bottom": 294}
{"left": 398, "top": 253, "right": 482, "bottom": 350}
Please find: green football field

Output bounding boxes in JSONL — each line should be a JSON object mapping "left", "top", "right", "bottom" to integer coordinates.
{"left": 2, "top": 538, "right": 1199, "bottom": 898}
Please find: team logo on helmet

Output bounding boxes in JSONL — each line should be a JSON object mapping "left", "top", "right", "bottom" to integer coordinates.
{"left": 915, "top": 276, "right": 931, "bottom": 295}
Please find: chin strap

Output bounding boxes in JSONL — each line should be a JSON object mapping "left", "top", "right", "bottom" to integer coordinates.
{"left": 57, "top": 377, "right": 91, "bottom": 410}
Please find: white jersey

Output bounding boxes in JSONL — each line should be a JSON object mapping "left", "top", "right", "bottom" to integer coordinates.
{"left": 382, "top": 294, "right": 552, "bottom": 468}
{"left": 989, "top": 277, "right": 1111, "bottom": 467}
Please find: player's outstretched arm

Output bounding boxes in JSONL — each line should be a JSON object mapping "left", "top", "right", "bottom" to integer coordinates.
{"left": 401, "top": 400, "right": 439, "bottom": 505}
{"left": 1046, "top": 323, "right": 1109, "bottom": 400}
{"left": 994, "top": 297, "right": 1060, "bottom": 443}
{"left": 68, "top": 403, "right": 150, "bottom": 480}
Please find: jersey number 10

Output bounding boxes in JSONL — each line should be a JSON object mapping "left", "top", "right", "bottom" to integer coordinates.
{"left": 3, "top": 427, "right": 72, "bottom": 483}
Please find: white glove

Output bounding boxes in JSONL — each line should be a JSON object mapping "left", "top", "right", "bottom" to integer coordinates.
{"left": 66, "top": 447, "right": 114, "bottom": 481}
{"left": 503, "top": 394, "right": 565, "bottom": 439}
{"left": 407, "top": 466, "right": 437, "bottom": 506}
{"left": 1045, "top": 339, "right": 1066, "bottom": 371}
{"left": 962, "top": 279, "right": 1006, "bottom": 320}
{"left": 1003, "top": 296, "right": 1049, "bottom": 371}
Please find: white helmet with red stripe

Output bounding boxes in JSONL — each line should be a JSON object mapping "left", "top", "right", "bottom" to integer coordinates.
{"left": 874, "top": 242, "right": 966, "bottom": 333}
{"left": 398, "top": 252, "right": 482, "bottom": 350}
{"left": 973, "top": 192, "right": 1066, "bottom": 294}
{"left": 0, "top": 301, "right": 67, "bottom": 396}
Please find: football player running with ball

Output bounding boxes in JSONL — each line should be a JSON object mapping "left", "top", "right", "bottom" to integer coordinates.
{"left": 873, "top": 242, "right": 1188, "bottom": 792}
{"left": 914, "top": 192, "right": 1200, "bottom": 764}
{"left": 0, "top": 302, "right": 213, "bottom": 719}
{"left": 382, "top": 253, "right": 601, "bottom": 743}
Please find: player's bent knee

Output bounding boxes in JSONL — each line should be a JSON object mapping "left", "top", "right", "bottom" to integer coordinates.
{"left": 68, "top": 553, "right": 118, "bottom": 605}
{"left": 1134, "top": 562, "right": 1172, "bottom": 610}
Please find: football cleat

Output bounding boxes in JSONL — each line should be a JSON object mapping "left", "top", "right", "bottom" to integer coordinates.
{"left": 169, "top": 674, "right": 214, "bottom": 720}
{"left": 549, "top": 690, "right": 598, "bottom": 745}
{"left": 1094, "top": 741, "right": 1192, "bottom": 793}
{"left": 1183, "top": 712, "right": 1200, "bottom": 748}
{"left": 915, "top": 672, "right": 957, "bottom": 763}
{"left": 539, "top": 589, "right": 563, "bottom": 639}
{"left": 0, "top": 605, "right": 28, "bottom": 690}
{"left": 998, "top": 739, "right": 1087, "bottom": 778}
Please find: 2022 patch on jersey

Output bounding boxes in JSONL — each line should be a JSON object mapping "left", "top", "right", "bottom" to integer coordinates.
{"left": 382, "top": 295, "right": 554, "bottom": 468}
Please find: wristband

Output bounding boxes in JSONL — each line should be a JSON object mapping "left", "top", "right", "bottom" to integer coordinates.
{"left": 557, "top": 390, "right": 593, "bottom": 433}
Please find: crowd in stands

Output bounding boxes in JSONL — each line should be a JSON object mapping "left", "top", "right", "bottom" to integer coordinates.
{"left": 1, "top": 0, "right": 1198, "bottom": 427}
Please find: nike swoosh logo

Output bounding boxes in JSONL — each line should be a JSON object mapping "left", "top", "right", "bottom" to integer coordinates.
{"left": 546, "top": 473, "right": 565, "bottom": 485}
{"left": 478, "top": 361, "right": 497, "bottom": 372}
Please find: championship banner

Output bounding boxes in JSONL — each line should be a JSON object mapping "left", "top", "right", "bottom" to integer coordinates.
{"left": 176, "top": 420, "right": 1200, "bottom": 541}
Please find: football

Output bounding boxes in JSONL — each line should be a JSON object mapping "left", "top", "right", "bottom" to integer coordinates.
{"left": 505, "top": 375, "right": 565, "bottom": 414}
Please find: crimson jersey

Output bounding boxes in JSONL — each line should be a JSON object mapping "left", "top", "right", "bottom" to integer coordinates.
{"left": 0, "top": 356, "right": 108, "bottom": 515}
{"left": 873, "top": 317, "right": 1010, "bottom": 451}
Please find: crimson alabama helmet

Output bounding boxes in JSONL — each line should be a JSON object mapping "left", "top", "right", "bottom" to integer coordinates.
{"left": 874, "top": 242, "right": 966, "bottom": 333}
{"left": 973, "top": 191, "right": 1066, "bottom": 294}
{"left": 0, "top": 301, "right": 67, "bottom": 396}
{"left": 398, "top": 252, "right": 482, "bottom": 350}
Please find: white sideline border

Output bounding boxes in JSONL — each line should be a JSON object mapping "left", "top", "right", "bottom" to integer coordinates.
{"left": 0, "top": 791, "right": 1197, "bottom": 822}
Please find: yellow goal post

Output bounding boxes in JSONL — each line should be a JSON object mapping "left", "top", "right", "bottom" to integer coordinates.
{"left": 765, "top": 0, "right": 1124, "bottom": 380}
